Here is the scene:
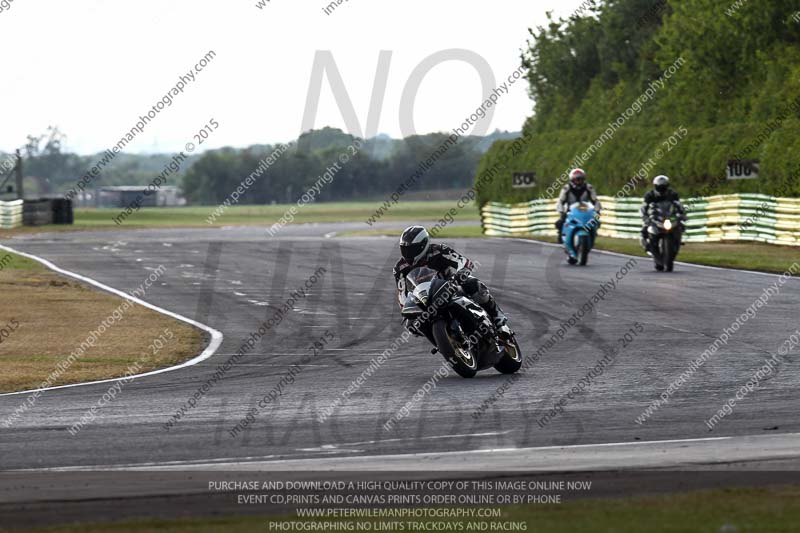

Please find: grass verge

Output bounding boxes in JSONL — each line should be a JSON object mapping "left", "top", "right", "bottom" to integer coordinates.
{"left": 0, "top": 250, "right": 206, "bottom": 393}
{"left": 11, "top": 486, "right": 800, "bottom": 532}
{"left": 0, "top": 201, "right": 479, "bottom": 236}
{"left": 339, "top": 226, "right": 800, "bottom": 274}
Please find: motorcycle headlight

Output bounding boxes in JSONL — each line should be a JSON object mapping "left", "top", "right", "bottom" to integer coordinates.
{"left": 415, "top": 289, "right": 428, "bottom": 305}
{"left": 664, "top": 219, "right": 673, "bottom": 231}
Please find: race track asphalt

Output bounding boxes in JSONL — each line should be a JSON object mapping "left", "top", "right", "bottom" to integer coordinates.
{"left": 2, "top": 222, "right": 799, "bottom": 473}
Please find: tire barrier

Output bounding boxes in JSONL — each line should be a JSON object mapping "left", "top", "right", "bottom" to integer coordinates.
{"left": 0, "top": 200, "right": 23, "bottom": 229}
{"left": 22, "top": 199, "right": 53, "bottom": 226}
{"left": 481, "top": 193, "right": 800, "bottom": 247}
{"left": 18, "top": 199, "right": 74, "bottom": 227}
{"left": 51, "top": 198, "right": 74, "bottom": 225}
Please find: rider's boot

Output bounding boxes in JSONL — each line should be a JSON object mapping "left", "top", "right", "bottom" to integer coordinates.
{"left": 556, "top": 216, "right": 565, "bottom": 244}
{"left": 640, "top": 228, "right": 652, "bottom": 255}
{"left": 484, "top": 297, "right": 508, "bottom": 329}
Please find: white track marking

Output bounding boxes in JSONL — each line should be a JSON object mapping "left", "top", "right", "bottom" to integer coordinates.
{"left": 14, "top": 432, "right": 800, "bottom": 472}
{"left": 301, "top": 431, "right": 513, "bottom": 450}
{"left": 503, "top": 237, "right": 799, "bottom": 280}
{"left": 0, "top": 244, "right": 223, "bottom": 398}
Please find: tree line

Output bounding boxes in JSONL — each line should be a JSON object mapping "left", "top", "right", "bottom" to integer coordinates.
{"left": 7, "top": 126, "right": 518, "bottom": 204}
{"left": 477, "top": 0, "right": 800, "bottom": 205}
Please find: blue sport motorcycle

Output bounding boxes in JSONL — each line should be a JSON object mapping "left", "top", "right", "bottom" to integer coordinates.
{"left": 561, "top": 202, "right": 598, "bottom": 266}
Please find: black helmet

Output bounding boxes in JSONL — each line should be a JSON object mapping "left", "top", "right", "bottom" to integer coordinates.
{"left": 400, "top": 226, "right": 430, "bottom": 263}
{"left": 653, "top": 175, "right": 670, "bottom": 194}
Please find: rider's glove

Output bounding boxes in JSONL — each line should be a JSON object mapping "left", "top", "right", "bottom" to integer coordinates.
{"left": 453, "top": 268, "right": 472, "bottom": 285}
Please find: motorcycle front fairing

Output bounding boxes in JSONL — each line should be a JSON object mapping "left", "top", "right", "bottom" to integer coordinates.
{"left": 563, "top": 202, "right": 597, "bottom": 257}
{"left": 648, "top": 200, "right": 683, "bottom": 240}
{"left": 399, "top": 267, "right": 492, "bottom": 353}
{"left": 400, "top": 267, "right": 455, "bottom": 345}
{"left": 447, "top": 295, "right": 499, "bottom": 368}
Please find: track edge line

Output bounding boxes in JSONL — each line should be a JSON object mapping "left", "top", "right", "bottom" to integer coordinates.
{"left": 0, "top": 243, "right": 223, "bottom": 398}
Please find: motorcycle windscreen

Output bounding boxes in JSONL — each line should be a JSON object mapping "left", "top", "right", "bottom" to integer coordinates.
{"left": 400, "top": 266, "right": 438, "bottom": 317}
{"left": 568, "top": 202, "right": 596, "bottom": 226}
{"left": 405, "top": 266, "right": 438, "bottom": 288}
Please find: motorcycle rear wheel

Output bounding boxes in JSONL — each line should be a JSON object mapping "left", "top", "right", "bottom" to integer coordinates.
{"left": 433, "top": 321, "right": 478, "bottom": 378}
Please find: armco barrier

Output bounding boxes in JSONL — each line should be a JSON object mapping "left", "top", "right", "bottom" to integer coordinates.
{"left": 482, "top": 193, "right": 800, "bottom": 247}
{"left": 0, "top": 200, "right": 23, "bottom": 229}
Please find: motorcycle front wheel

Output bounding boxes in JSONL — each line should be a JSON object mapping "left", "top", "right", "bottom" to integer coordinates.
{"left": 578, "top": 235, "right": 590, "bottom": 266}
{"left": 662, "top": 234, "right": 675, "bottom": 272}
{"left": 432, "top": 320, "right": 478, "bottom": 378}
{"left": 494, "top": 334, "right": 522, "bottom": 374}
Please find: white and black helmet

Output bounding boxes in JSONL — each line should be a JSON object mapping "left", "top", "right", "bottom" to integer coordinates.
{"left": 653, "top": 175, "right": 670, "bottom": 194}
{"left": 399, "top": 226, "right": 430, "bottom": 263}
{"left": 569, "top": 168, "right": 587, "bottom": 187}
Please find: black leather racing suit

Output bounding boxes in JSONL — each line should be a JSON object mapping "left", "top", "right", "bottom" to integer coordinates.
{"left": 640, "top": 188, "right": 686, "bottom": 248}
{"left": 393, "top": 243, "right": 504, "bottom": 332}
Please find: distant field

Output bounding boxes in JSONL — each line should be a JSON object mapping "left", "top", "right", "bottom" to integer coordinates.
{"left": 0, "top": 201, "right": 479, "bottom": 235}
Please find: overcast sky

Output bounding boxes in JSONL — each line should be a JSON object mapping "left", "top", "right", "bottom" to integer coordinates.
{"left": 0, "top": 0, "right": 586, "bottom": 155}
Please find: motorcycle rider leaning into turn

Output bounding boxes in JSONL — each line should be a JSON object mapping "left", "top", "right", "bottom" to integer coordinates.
{"left": 640, "top": 175, "right": 687, "bottom": 252}
{"left": 555, "top": 168, "right": 602, "bottom": 244}
{"left": 393, "top": 226, "right": 507, "bottom": 335}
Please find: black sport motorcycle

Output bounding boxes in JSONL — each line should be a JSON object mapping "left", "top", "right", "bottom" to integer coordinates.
{"left": 399, "top": 266, "right": 522, "bottom": 378}
{"left": 646, "top": 199, "right": 685, "bottom": 272}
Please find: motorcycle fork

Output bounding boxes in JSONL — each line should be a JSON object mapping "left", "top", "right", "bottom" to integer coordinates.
{"left": 449, "top": 319, "right": 467, "bottom": 345}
